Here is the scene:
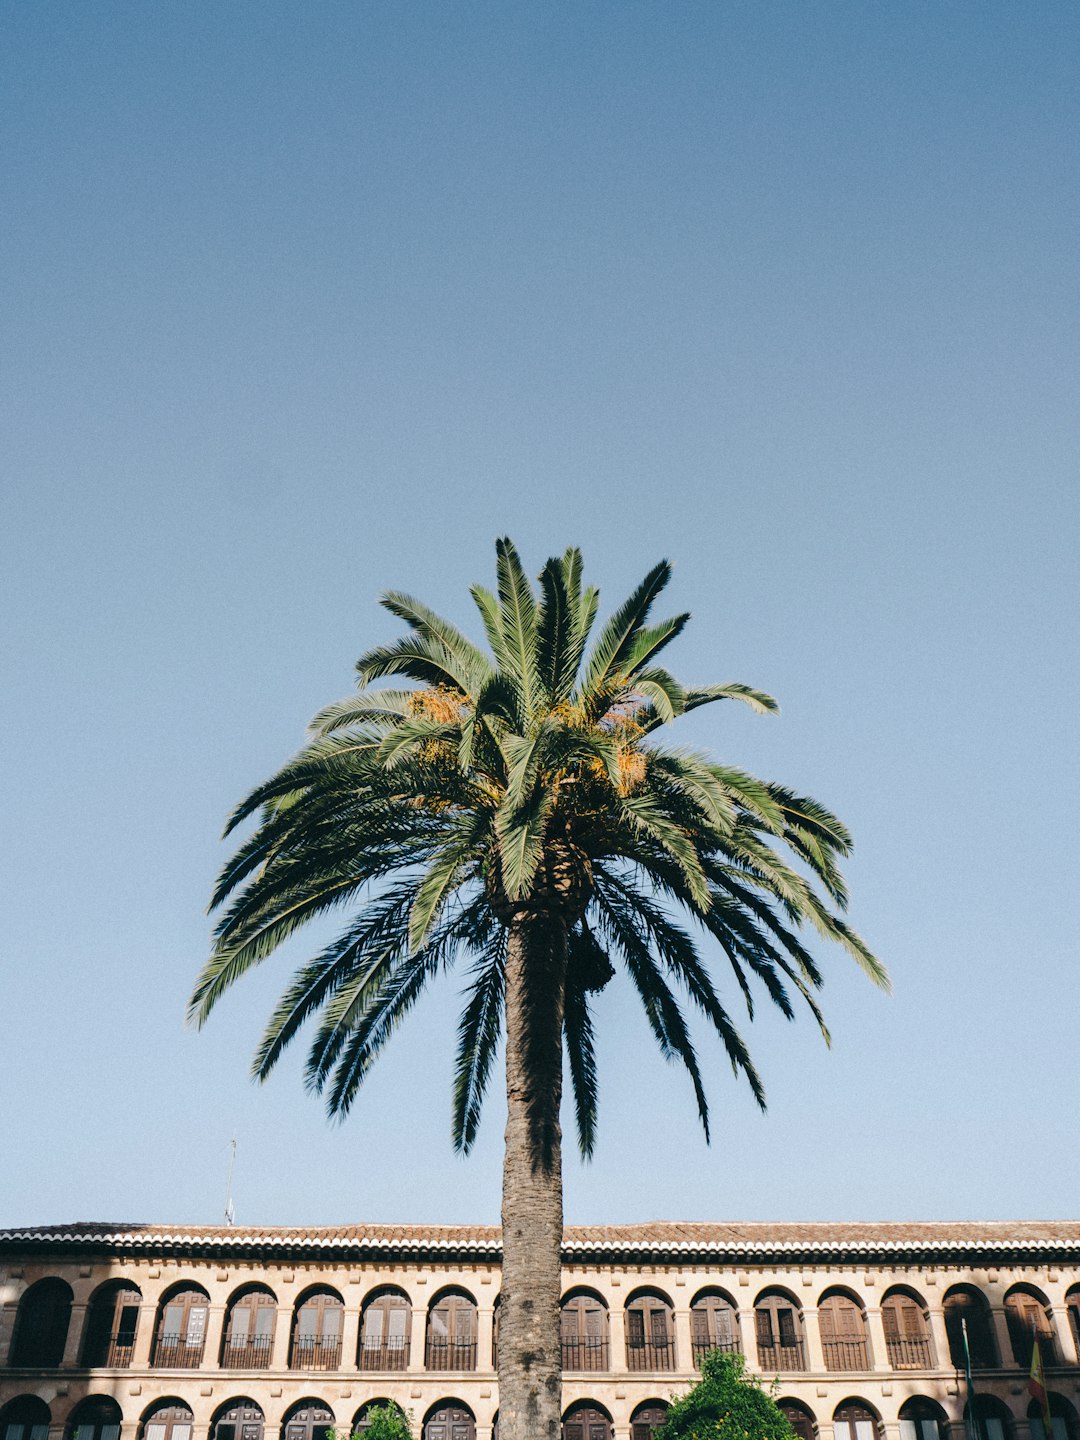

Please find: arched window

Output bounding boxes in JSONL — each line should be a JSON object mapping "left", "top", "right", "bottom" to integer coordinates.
{"left": 290, "top": 1289, "right": 344, "bottom": 1371}
{"left": 780, "top": 1402, "right": 817, "bottom": 1440}
{"left": 68, "top": 1398, "right": 123, "bottom": 1440}
{"left": 1005, "top": 1287, "right": 1058, "bottom": 1367}
{"left": 1028, "top": 1396, "right": 1079, "bottom": 1440}
{"left": 141, "top": 1401, "right": 194, "bottom": 1440}
{"left": 833, "top": 1401, "right": 881, "bottom": 1440}
{"left": 882, "top": 1290, "right": 933, "bottom": 1369}
{"left": 754, "top": 1290, "right": 806, "bottom": 1372}
{"left": 0, "top": 1398, "right": 51, "bottom": 1440}
{"left": 630, "top": 1402, "right": 668, "bottom": 1440}
{"left": 281, "top": 1404, "right": 333, "bottom": 1440}
{"left": 819, "top": 1292, "right": 870, "bottom": 1372}
{"left": 211, "top": 1401, "right": 264, "bottom": 1440}
{"left": 690, "top": 1289, "right": 740, "bottom": 1365}
{"left": 222, "top": 1288, "right": 276, "bottom": 1369}
{"left": 943, "top": 1287, "right": 997, "bottom": 1370}
{"left": 152, "top": 1285, "right": 209, "bottom": 1368}
{"left": 353, "top": 1403, "right": 407, "bottom": 1434}
{"left": 562, "top": 1405, "right": 613, "bottom": 1440}
{"left": 360, "top": 1288, "right": 411, "bottom": 1371}
{"left": 899, "top": 1398, "right": 947, "bottom": 1440}
{"left": 82, "top": 1282, "right": 142, "bottom": 1369}
{"left": 426, "top": 1292, "right": 477, "bottom": 1371}
{"left": 1067, "top": 1287, "right": 1080, "bottom": 1365}
{"left": 626, "top": 1291, "right": 675, "bottom": 1371}
{"left": 965, "top": 1396, "right": 1013, "bottom": 1440}
{"left": 560, "top": 1290, "right": 609, "bottom": 1371}
{"left": 9, "top": 1278, "right": 73, "bottom": 1367}
{"left": 423, "top": 1404, "right": 475, "bottom": 1440}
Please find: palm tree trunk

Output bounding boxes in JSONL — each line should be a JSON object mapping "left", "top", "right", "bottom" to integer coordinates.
{"left": 498, "top": 912, "right": 567, "bottom": 1440}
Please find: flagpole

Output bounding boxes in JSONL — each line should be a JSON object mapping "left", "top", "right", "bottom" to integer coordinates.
{"left": 962, "top": 1318, "right": 982, "bottom": 1440}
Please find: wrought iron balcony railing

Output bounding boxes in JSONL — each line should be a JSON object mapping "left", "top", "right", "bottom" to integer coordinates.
{"left": 561, "top": 1337, "right": 609, "bottom": 1371}
{"left": 756, "top": 1339, "right": 807, "bottom": 1372}
{"left": 360, "top": 1339, "right": 410, "bottom": 1372}
{"left": 425, "top": 1338, "right": 477, "bottom": 1371}
{"left": 823, "top": 1339, "right": 870, "bottom": 1372}
{"left": 886, "top": 1336, "right": 933, "bottom": 1369}
{"left": 289, "top": 1336, "right": 343, "bottom": 1372}
{"left": 626, "top": 1338, "right": 676, "bottom": 1372}
{"left": 152, "top": 1335, "right": 206, "bottom": 1369}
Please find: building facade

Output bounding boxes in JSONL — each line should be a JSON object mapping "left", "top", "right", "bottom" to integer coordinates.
{"left": 2, "top": 1222, "right": 1079, "bottom": 1440}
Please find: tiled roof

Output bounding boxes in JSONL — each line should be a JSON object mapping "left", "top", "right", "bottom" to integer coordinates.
{"left": 1, "top": 1220, "right": 1078, "bottom": 1263}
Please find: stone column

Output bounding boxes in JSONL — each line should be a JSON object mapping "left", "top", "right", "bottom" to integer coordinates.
{"left": 673, "top": 1308, "right": 693, "bottom": 1373}
{"left": 989, "top": 1307, "right": 1013, "bottom": 1368}
{"left": 865, "top": 1306, "right": 890, "bottom": 1372}
{"left": 272, "top": 1304, "right": 294, "bottom": 1371}
{"left": 477, "top": 1306, "right": 494, "bottom": 1372}
{"left": 1049, "top": 1305, "right": 1076, "bottom": 1365}
{"left": 203, "top": 1305, "right": 226, "bottom": 1370}
{"left": 409, "top": 1305, "right": 428, "bottom": 1372}
{"left": 926, "top": 1307, "right": 952, "bottom": 1371}
{"left": 62, "top": 1303, "right": 88, "bottom": 1367}
{"left": 803, "top": 1307, "right": 826, "bottom": 1372}
{"left": 340, "top": 1305, "right": 361, "bottom": 1373}
{"left": 609, "top": 1306, "right": 627, "bottom": 1373}
{"left": 132, "top": 1304, "right": 156, "bottom": 1369}
{"left": 737, "top": 1308, "right": 758, "bottom": 1368}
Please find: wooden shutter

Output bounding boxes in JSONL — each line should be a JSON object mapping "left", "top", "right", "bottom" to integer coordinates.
{"left": 627, "top": 1309, "right": 645, "bottom": 1346}
{"left": 778, "top": 1308, "right": 797, "bottom": 1347}
{"left": 756, "top": 1309, "right": 774, "bottom": 1346}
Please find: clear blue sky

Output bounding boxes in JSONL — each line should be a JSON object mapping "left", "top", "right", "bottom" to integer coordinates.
{"left": 3, "top": 1, "right": 1077, "bottom": 1230}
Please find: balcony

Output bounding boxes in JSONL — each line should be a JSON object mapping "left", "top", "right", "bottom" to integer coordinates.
{"left": 886, "top": 1336, "right": 933, "bottom": 1369}
{"left": 425, "top": 1338, "right": 477, "bottom": 1371}
{"left": 757, "top": 1339, "right": 807, "bottom": 1372}
{"left": 562, "top": 1337, "right": 609, "bottom": 1371}
{"left": 360, "top": 1339, "right": 410, "bottom": 1372}
{"left": 823, "top": 1339, "right": 870, "bottom": 1372}
{"left": 221, "top": 1336, "right": 274, "bottom": 1369}
{"left": 626, "top": 1339, "right": 676, "bottom": 1372}
{"left": 152, "top": 1335, "right": 206, "bottom": 1369}
{"left": 290, "top": 1336, "right": 343, "bottom": 1372}
{"left": 93, "top": 1334, "right": 136, "bottom": 1369}
{"left": 692, "top": 1336, "right": 742, "bottom": 1367}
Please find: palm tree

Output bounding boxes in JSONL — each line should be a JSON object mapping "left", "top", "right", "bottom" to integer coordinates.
{"left": 191, "top": 539, "right": 887, "bottom": 1440}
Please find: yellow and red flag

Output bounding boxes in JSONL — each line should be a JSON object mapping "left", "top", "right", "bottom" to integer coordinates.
{"left": 1028, "top": 1335, "right": 1053, "bottom": 1440}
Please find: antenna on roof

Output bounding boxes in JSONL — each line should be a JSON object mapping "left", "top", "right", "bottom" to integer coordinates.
{"left": 224, "top": 1137, "right": 237, "bottom": 1226}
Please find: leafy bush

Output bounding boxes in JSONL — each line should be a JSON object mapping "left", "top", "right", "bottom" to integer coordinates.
{"left": 656, "top": 1350, "right": 796, "bottom": 1440}
{"left": 325, "top": 1408, "right": 413, "bottom": 1440}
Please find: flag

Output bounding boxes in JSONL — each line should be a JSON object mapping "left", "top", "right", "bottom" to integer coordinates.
{"left": 962, "top": 1318, "right": 981, "bottom": 1440}
{"left": 1029, "top": 1330, "right": 1053, "bottom": 1440}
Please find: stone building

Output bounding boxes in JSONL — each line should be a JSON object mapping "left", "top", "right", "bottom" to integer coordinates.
{"left": 2, "top": 1222, "right": 1079, "bottom": 1440}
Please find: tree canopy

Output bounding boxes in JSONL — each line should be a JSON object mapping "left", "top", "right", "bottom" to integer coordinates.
{"left": 657, "top": 1351, "right": 796, "bottom": 1440}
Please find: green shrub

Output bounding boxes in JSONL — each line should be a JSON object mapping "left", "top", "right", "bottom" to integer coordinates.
{"left": 325, "top": 1407, "right": 414, "bottom": 1440}
{"left": 656, "top": 1350, "right": 796, "bottom": 1440}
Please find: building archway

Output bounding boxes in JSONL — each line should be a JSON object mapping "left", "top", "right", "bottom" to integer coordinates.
{"left": 560, "top": 1289, "right": 609, "bottom": 1371}
{"left": 422, "top": 1402, "right": 475, "bottom": 1440}
{"left": 139, "top": 1400, "right": 194, "bottom": 1440}
{"left": 67, "top": 1397, "right": 123, "bottom": 1440}
{"left": 360, "top": 1287, "right": 411, "bottom": 1371}
{"left": 82, "top": 1282, "right": 142, "bottom": 1369}
{"left": 280, "top": 1401, "right": 335, "bottom": 1440}
{"left": 9, "top": 1278, "right": 73, "bottom": 1367}
{"left": 222, "top": 1287, "right": 277, "bottom": 1369}
{"left": 562, "top": 1403, "right": 613, "bottom": 1440}
{"left": 779, "top": 1400, "right": 817, "bottom": 1440}
{"left": 630, "top": 1401, "right": 669, "bottom": 1440}
{"left": 0, "top": 1397, "right": 51, "bottom": 1440}
{"left": 832, "top": 1399, "right": 882, "bottom": 1440}
{"left": 210, "top": 1399, "right": 264, "bottom": 1440}
{"left": 152, "top": 1284, "right": 210, "bottom": 1369}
